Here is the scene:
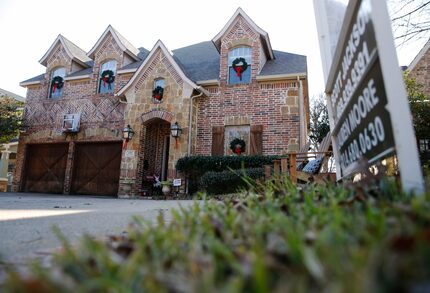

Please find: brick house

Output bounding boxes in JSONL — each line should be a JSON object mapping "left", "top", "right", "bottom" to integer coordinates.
{"left": 407, "top": 38, "right": 430, "bottom": 153}
{"left": 16, "top": 8, "right": 309, "bottom": 197}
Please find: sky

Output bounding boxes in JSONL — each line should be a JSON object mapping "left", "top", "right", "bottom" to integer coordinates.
{"left": 0, "top": 0, "right": 426, "bottom": 99}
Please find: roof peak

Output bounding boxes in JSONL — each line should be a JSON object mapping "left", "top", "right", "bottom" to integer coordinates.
{"left": 39, "top": 34, "right": 91, "bottom": 68}
{"left": 212, "top": 7, "right": 274, "bottom": 60}
{"left": 87, "top": 25, "right": 140, "bottom": 61}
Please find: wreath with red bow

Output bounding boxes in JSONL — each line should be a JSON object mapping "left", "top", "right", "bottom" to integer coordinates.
{"left": 230, "top": 138, "right": 246, "bottom": 155}
{"left": 232, "top": 57, "right": 249, "bottom": 81}
{"left": 152, "top": 86, "right": 164, "bottom": 102}
{"left": 51, "top": 76, "right": 64, "bottom": 93}
{"left": 101, "top": 70, "right": 115, "bottom": 89}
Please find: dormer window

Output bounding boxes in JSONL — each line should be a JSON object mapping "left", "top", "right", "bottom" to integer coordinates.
{"left": 99, "top": 60, "right": 117, "bottom": 94}
{"left": 49, "top": 67, "right": 65, "bottom": 99}
{"left": 228, "top": 47, "right": 252, "bottom": 84}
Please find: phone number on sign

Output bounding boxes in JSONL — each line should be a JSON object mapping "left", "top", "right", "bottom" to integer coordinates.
{"left": 340, "top": 116, "right": 385, "bottom": 169}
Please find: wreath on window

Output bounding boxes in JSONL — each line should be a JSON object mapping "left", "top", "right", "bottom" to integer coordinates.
{"left": 232, "top": 57, "right": 249, "bottom": 81}
{"left": 230, "top": 138, "right": 246, "bottom": 155}
{"left": 101, "top": 70, "right": 115, "bottom": 89}
{"left": 152, "top": 86, "right": 164, "bottom": 102}
{"left": 51, "top": 76, "right": 64, "bottom": 93}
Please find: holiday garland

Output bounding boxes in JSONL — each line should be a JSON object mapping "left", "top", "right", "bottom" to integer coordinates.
{"left": 51, "top": 76, "right": 64, "bottom": 93}
{"left": 230, "top": 138, "right": 246, "bottom": 155}
{"left": 232, "top": 57, "right": 249, "bottom": 81}
{"left": 152, "top": 86, "right": 164, "bottom": 101}
{"left": 101, "top": 70, "right": 115, "bottom": 89}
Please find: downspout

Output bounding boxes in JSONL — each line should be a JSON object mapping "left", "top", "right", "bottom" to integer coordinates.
{"left": 297, "top": 76, "right": 305, "bottom": 148}
{"left": 187, "top": 86, "right": 209, "bottom": 155}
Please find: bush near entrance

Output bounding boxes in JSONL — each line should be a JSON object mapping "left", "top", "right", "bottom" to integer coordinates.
{"left": 200, "top": 168, "right": 265, "bottom": 194}
{"left": 176, "top": 155, "right": 279, "bottom": 194}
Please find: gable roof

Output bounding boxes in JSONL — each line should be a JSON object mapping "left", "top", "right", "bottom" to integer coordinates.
{"left": 39, "top": 34, "right": 91, "bottom": 68}
{"left": 0, "top": 88, "right": 25, "bottom": 102}
{"left": 408, "top": 38, "right": 430, "bottom": 72}
{"left": 172, "top": 41, "right": 220, "bottom": 82}
{"left": 88, "top": 25, "right": 140, "bottom": 61}
{"left": 20, "top": 74, "right": 45, "bottom": 87}
{"left": 212, "top": 7, "right": 274, "bottom": 60}
{"left": 117, "top": 40, "right": 204, "bottom": 97}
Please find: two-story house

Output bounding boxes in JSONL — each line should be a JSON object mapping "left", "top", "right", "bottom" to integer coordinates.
{"left": 16, "top": 8, "right": 309, "bottom": 197}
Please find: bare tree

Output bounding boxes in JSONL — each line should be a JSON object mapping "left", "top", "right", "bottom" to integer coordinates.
{"left": 389, "top": 0, "right": 430, "bottom": 46}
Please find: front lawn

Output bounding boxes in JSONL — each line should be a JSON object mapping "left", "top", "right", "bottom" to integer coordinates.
{"left": 3, "top": 177, "right": 430, "bottom": 292}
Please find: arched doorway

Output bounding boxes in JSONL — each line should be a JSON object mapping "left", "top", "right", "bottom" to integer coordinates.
{"left": 141, "top": 118, "right": 171, "bottom": 183}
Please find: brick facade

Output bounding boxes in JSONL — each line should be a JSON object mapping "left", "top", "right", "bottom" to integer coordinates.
{"left": 408, "top": 39, "right": 430, "bottom": 97}
{"left": 17, "top": 8, "right": 309, "bottom": 197}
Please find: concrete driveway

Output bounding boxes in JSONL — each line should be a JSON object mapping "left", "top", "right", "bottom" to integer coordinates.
{"left": 0, "top": 193, "right": 195, "bottom": 266}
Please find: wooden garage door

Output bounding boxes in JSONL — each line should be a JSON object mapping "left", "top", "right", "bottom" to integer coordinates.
{"left": 71, "top": 142, "right": 122, "bottom": 196}
{"left": 24, "top": 143, "right": 69, "bottom": 193}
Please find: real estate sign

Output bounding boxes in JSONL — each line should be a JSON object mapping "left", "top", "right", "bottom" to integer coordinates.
{"left": 315, "top": 0, "right": 424, "bottom": 193}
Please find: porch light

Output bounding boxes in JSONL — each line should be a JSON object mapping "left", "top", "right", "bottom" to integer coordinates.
{"left": 123, "top": 124, "right": 135, "bottom": 141}
{"left": 170, "top": 122, "right": 182, "bottom": 138}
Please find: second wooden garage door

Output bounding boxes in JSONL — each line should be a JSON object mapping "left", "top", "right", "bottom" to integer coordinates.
{"left": 71, "top": 142, "right": 122, "bottom": 196}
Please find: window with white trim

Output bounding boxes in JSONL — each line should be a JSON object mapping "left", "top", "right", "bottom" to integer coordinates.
{"left": 98, "top": 60, "right": 117, "bottom": 94}
{"left": 49, "top": 67, "right": 66, "bottom": 99}
{"left": 228, "top": 47, "right": 252, "bottom": 84}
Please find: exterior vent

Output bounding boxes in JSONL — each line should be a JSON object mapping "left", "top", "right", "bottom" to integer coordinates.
{"left": 62, "top": 113, "right": 81, "bottom": 132}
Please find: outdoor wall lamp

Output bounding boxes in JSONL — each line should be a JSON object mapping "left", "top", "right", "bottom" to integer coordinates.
{"left": 170, "top": 122, "right": 182, "bottom": 148}
{"left": 122, "top": 124, "right": 135, "bottom": 149}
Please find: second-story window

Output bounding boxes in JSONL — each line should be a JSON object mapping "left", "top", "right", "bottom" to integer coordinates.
{"left": 49, "top": 67, "right": 65, "bottom": 99}
{"left": 152, "top": 78, "right": 165, "bottom": 103}
{"left": 228, "top": 47, "right": 252, "bottom": 84}
{"left": 99, "top": 60, "right": 117, "bottom": 94}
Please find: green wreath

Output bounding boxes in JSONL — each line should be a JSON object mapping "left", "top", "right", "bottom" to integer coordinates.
{"left": 152, "top": 86, "right": 164, "bottom": 101}
{"left": 101, "top": 70, "right": 115, "bottom": 89}
{"left": 232, "top": 57, "right": 249, "bottom": 80}
{"left": 230, "top": 138, "right": 246, "bottom": 155}
{"left": 51, "top": 76, "right": 64, "bottom": 93}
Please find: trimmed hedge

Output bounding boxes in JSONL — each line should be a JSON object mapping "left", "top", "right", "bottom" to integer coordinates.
{"left": 176, "top": 155, "right": 279, "bottom": 194}
{"left": 176, "top": 155, "right": 279, "bottom": 174}
{"left": 200, "top": 168, "right": 265, "bottom": 194}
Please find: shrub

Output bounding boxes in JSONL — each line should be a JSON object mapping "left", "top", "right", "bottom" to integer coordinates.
{"left": 176, "top": 155, "right": 279, "bottom": 174}
{"left": 200, "top": 168, "right": 265, "bottom": 194}
{"left": 176, "top": 155, "right": 279, "bottom": 194}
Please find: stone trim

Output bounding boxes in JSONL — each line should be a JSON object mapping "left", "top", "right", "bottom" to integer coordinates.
{"left": 141, "top": 109, "right": 174, "bottom": 124}
{"left": 224, "top": 116, "right": 251, "bottom": 126}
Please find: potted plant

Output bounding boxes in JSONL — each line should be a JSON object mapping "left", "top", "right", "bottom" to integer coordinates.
{"left": 160, "top": 180, "right": 172, "bottom": 195}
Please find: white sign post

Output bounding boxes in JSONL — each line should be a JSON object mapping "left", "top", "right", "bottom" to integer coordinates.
{"left": 314, "top": 0, "right": 425, "bottom": 194}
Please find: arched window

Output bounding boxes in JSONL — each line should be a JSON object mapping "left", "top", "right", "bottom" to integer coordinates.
{"left": 98, "top": 60, "right": 117, "bottom": 94}
{"left": 152, "top": 78, "right": 165, "bottom": 102}
{"left": 49, "top": 67, "right": 66, "bottom": 99}
{"left": 228, "top": 47, "right": 252, "bottom": 84}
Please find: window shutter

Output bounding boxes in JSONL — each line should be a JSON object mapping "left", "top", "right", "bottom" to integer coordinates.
{"left": 211, "top": 126, "right": 225, "bottom": 155}
{"left": 250, "top": 125, "right": 263, "bottom": 155}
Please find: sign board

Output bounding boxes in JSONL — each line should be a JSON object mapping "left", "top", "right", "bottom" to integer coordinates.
{"left": 316, "top": 0, "right": 424, "bottom": 193}
{"left": 173, "top": 179, "right": 182, "bottom": 187}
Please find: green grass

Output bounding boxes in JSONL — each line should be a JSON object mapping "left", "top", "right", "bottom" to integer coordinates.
{"left": 3, "top": 177, "right": 430, "bottom": 292}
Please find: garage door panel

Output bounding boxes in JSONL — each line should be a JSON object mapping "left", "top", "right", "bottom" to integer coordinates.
{"left": 24, "top": 144, "right": 68, "bottom": 193}
{"left": 72, "top": 142, "right": 122, "bottom": 196}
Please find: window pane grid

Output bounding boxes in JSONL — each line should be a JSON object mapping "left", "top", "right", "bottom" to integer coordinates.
{"left": 99, "top": 60, "right": 117, "bottom": 94}
{"left": 50, "top": 67, "right": 65, "bottom": 99}
{"left": 228, "top": 47, "right": 252, "bottom": 84}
